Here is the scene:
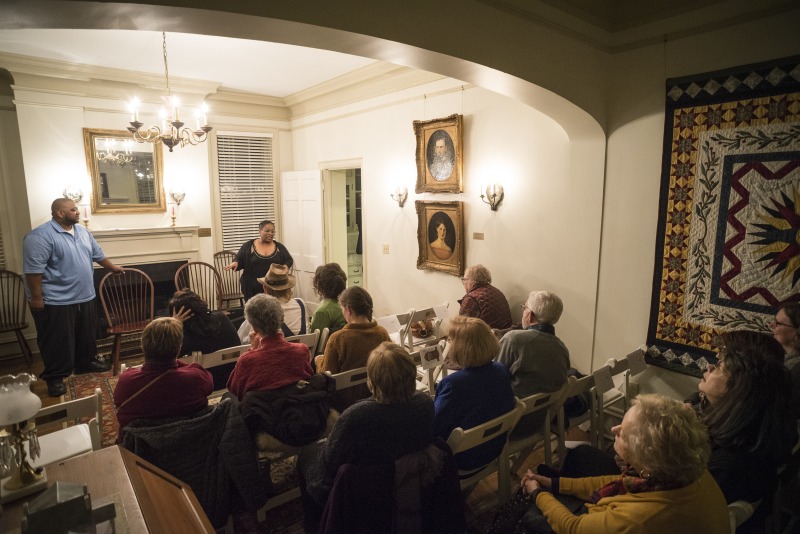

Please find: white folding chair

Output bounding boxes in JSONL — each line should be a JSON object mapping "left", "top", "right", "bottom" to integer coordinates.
{"left": 729, "top": 499, "right": 761, "bottom": 533}
{"left": 555, "top": 372, "right": 596, "bottom": 464}
{"left": 446, "top": 398, "right": 524, "bottom": 506}
{"left": 28, "top": 388, "right": 103, "bottom": 468}
{"left": 325, "top": 366, "right": 369, "bottom": 393}
{"left": 315, "top": 327, "right": 330, "bottom": 356}
{"left": 376, "top": 312, "right": 411, "bottom": 347}
{"left": 411, "top": 340, "right": 449, "bottom": 397}
{"left": 194, "top": 344, "right": 249, "bottom": 397}
{"left": 400, "top": 303, "right": 449, "bottom": 352}
{"left": 286, "top": 330, "right": 320, "bottom": 362}
{"left": 593, "top": 357, "right": 631, "bottom": 448}
{"left": 506, "top": 377, "right": 574, "bottom": 474}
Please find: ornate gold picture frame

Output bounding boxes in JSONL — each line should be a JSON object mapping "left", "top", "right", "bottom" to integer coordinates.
{"left": 83, "top": 128, "right": 166, "bottom": 213}
{"left": 413, "top": 114, "right": 463, "bottom": 193}
{"left": 416, "top": 200, "right": 464, "bottom": 276}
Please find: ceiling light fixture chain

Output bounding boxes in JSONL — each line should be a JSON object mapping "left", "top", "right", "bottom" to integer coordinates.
{"left": 126, "top": 32, "right": 212, "bottom": 152}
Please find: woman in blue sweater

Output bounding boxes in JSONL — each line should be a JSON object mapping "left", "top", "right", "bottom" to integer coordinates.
{"left": 434, "top": 315, "right": 515, "bottom": 471}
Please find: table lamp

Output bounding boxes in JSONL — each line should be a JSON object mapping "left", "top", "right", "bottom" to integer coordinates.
{"left": 0, "top": 373, "right": 47, "bottom": 503}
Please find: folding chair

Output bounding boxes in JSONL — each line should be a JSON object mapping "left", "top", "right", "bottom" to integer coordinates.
{"left": 399, "top": 303, "right": 449, "bottom": 352}
{"left": 325, "top": 366, "right": 369, "bottom": 393}
{"left": 175, "top": 261, "right": 223, "bottom": 311}
{"left": 27, "top": 388, "right": 103, "bottom": 467}
{"left": 286, "top": 330, "right": 320, "bottom": 362}
{"left": 213, "top": 251, "right": 244, "bottom": 310}
{"left": 98, "top": 268, "right": 154, "bottom": 375}
{"left": 314, "top": 327, "right": 330, "bottom": 355}
{"left": 446, "top": 398, "right": 524, "bottom": 505}
{"left": 506, "top": 377, "right": 574, "bottom": 475}
{"left": 729, "top": 499, "right": 761, "bottom": 533}
{"left": 0, "top": 270, "right": 34, "bottom": 366}
{"left": 194, "top": 344, "right": 249, "bottom": 397}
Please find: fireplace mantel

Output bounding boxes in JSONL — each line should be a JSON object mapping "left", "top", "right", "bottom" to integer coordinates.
{"left": 91, "top": 225, "right": 200, "bottom": 266}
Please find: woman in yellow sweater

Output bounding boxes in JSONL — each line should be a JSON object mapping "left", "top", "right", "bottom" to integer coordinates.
{"left": 520, "top": 394, "right": 729, "bottom": 534}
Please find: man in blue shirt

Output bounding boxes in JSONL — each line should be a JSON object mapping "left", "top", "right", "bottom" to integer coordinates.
{"left": 23, "top": 198, "right": 123, "bottom": 396}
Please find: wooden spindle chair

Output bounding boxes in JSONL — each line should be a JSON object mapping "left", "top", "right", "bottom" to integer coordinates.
{"left": 0, "top": 269, "right": 34, "bottom": 366}
{"left": 213, "top": 251, "right": 244, "bottom": 309}
{"left": 174, "top": 261, "right": 223, "bottom": 311}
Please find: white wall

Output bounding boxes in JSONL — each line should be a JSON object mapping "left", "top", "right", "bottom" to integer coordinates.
{"left": 291, "top": 82, "right": 603, "bottom": 373}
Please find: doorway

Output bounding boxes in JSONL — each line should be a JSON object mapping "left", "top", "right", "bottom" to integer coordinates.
{"left": 324, "top": 168, "right": 363, "bottom": 288}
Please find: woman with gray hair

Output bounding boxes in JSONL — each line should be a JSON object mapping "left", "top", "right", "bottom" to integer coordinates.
{"left": 458, "top": 263, "right": 513, "bottom": 329}
{"left": 517, "top": 394, "right": 728, "bottom": 533}
{"left": 226, "top": 294, "right": 312, "bottom": 401}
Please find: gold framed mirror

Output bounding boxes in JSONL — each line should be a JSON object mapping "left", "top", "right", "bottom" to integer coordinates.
{"left": 83, "top": 128, "right": 165, "bottom": 213}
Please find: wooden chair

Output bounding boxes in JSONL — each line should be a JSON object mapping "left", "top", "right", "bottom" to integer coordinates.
{"left": 506, "top": 377, "right": 574, "bottom": 476}
{"left": 286, "top": 330, "right": 320, "bottom": 362}
{"left": 175, "top": 261, "right": 223, "bottom": 311}
{"left": 325, "top": 366, "right": 369, "bottom": 393}
{"left": 27, "top": 387, "right": 103, "bottom": 468}
{"left": 0, "top": 269, "right": 34, "bottom": 366}
{"left": 446, "top": 398, "right": 524, "bottom": 505}
{"left": 193, "top": 344, "right": 250, "bottom": 397}
{"left": 729, "top": 499, "right": 761, "bottom": 533}
{"left": 98, "top": 268, "right": 154, "bottom": 376}
{"left": 213, "top": 251, "right": 244, "bottom": 310}
{"left": 315, "top": 327, "right": 330, "bottom": 355}
{"left": 400, "top": 303, "right": 449, "bottom": 352}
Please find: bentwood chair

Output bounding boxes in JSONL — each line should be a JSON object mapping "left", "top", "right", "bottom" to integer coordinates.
{"left": 213, "top": 251, "right": 244, "bottom": 310}
{"left": 0, "top": 269, "right": 34, "bottom": 366}
{"left": 175, "top": 261, "right": 223, "bottom": 311}
{"left": 98, "top": 268, "right": 154, "bottom": 375}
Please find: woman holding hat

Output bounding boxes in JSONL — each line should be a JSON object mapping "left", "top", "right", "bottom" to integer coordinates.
{"left": 238, "top": 263, "right": 310, "bottom": 343}
{"left": 225, "top": 219, "right": 294, "bottom": 302}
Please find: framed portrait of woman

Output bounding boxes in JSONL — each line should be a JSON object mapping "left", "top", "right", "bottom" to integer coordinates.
{"left": 413, "top": 114, "right": 463, "bottom": 194}
{"left": 416, "top": 200, "right": 464, "bottom": 276}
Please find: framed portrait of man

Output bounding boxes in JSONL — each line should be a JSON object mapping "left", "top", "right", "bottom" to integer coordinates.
{"left": 413, "top": 114, "right": 463, "bottom": 193}
{"left": 416, "top": 200, "right": 464, "bottom": 276}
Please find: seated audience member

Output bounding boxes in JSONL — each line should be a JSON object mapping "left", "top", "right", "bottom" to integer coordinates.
{"left": 316, "top": 286, "right": 391, "bottom": 411}
{"left": 434, "top": 315, "right": 515, "bottom": 471}
{"left": 458, "top": 264, "right": 513, "bottom": 330}
{"left": 692, "top": 330, "right": 797, "bottom": 533}
{"left": 226, "top": 294, "right": 312, "bottom": 401}
{"left": 113, "top": 317, "right": 213, "bottom": 438}
{"left": 308, "top": 263, "right": 348, "bottom": 335}
{"left": 519, "top": 394, "right": 729, "bottom": 534}
{"left": 237, "top": 264, "right": 310, "bottom": 342}
{"left": 298, "top": 342, "right": 445, "bottom": 532}
{"left": 497, "top": 290, "right": 570, "bottom": 437}
{"left": 169, "top": 289, "right": 240, "bottom": 390}
{"left": 770, "top": 303, "right": 800, "bottom": 418}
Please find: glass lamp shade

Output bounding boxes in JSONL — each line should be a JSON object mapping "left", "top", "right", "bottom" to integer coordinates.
{"left": 0, "top": 374, "right": 41, "bottom": 426}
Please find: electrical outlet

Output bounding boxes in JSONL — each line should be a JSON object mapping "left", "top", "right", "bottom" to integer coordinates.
{"left": 383, "top": 244, "right": 389, "bottom": 254}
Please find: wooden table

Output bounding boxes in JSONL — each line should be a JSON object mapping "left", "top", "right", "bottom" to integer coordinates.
{"left": 0, "top": 446, "right": 214, "bottom": 534}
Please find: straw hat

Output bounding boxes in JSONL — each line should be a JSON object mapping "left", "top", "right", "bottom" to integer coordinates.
{"left": 257, "top": 264, "right": 296, "bottom": 291}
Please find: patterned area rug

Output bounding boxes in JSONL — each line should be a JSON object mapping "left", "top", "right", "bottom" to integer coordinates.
{"left": 66, "top": 371, "right": 119, "bottom": 447}
{"left": 647, "top": 55, "right": 800, "bottom": 376}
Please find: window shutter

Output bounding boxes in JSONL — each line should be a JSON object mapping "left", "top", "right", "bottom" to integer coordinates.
{"left": 216, "top": 135, "right": 276, "bottom": 251}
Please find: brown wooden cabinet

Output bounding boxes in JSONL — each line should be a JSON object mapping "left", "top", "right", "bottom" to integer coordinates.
{"left": 0, "top": 446, "right": 214, "bottom": 534}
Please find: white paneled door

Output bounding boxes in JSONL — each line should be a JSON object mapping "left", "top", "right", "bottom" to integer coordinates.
{"left": 281, "top": 170, "right": 323, "bottom": 301}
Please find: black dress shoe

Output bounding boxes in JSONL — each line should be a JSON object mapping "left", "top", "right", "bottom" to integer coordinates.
{"left": 47, "top": 379, "right": 66, "bottom": 397}
{"left": 74, "top": 358, "right": 111, "bottom": 374}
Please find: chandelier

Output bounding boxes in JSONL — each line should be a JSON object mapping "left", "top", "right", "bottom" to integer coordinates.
{"left": 96, "top": 138, "right": 133, "bottom": 167}
{"left": 127, "top": 32, "right": 212, "bottom": 152}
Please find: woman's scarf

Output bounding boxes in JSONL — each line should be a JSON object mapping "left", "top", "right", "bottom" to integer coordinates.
{"left": 589, "top": 465, "right": 681, "bottom": 503}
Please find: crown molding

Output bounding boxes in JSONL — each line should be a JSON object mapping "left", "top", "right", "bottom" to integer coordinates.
{"left": 286, "top": 62, "right": 446, "bottom": 119}
{"left": 0, "top": 51, "right": 220, "bottom": 95}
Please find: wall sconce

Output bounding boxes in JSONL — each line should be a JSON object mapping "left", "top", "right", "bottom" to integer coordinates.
{"left": 390, "top": 186, "right": 408, "bottom": 208}
{"left": 480, "top": 183, "right": 504, "bottom": 211}
{"left": 169, "top": 186, "right": 186, "bottom": 206}
{"left": 62, "top": 186, "right": 83, "bottom": 204}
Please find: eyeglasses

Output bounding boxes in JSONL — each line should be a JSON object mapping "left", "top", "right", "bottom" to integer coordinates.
{"left": 460, "top": 278, "right": 469, "bottom": 282}
{"left": 770, "top": 319, "right": 796, "bottom": 329}
{"left": 708, "top": 356, "right": 725, "bottom": 373}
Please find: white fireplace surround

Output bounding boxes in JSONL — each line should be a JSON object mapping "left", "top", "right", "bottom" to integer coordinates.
{"left": 91, "top": 226, "right": 200, "bottom": 266}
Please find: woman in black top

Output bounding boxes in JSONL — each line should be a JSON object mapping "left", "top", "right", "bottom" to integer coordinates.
{"left": 225, "top": 219, "right": 294, "bottom": 302}
{"left": 169, "top": 289, "right": 241, "bottom": 390}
